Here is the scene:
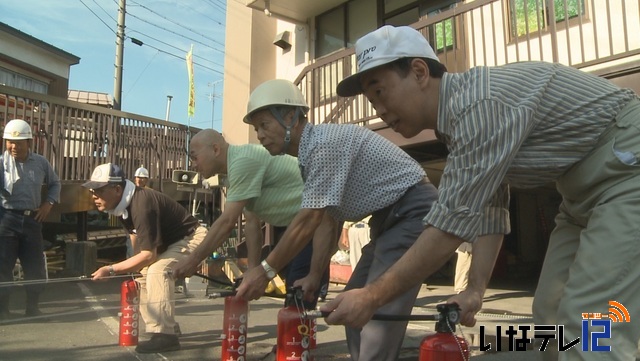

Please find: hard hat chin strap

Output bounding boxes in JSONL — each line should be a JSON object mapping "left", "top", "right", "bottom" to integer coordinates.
{"left": 270, "top": 107, "right": 302, "bottom": 155}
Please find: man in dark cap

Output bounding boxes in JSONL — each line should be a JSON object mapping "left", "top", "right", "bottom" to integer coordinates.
{"left": 85, "top": 163, "right": 207, "bottom": 354}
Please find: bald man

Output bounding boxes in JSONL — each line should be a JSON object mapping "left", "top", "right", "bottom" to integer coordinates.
{"left": 173, "top": 129, "right": 336, "bottom": 309}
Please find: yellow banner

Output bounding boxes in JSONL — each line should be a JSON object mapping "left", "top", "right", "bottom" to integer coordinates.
{"left": 186, "top": 44, "right": 195, "bottom": 117}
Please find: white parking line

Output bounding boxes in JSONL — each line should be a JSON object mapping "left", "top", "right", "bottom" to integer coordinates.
{"left": 77, "top": 283, "right": 169, "bottom": 360}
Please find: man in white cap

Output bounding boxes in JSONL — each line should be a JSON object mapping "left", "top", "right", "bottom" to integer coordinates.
{"left": 324, "top": 25, "right": 640, "bottom": 361}
{"left": 86, "top": 163, "right": 207, "bottom": 353}
{"left": 0, "top": 119, "right": 60, "bottom": 320}
{"left": 126, "top": 166, "right": 150, "bottom": 258}
{"left": 134, "top": 166, "right": 150, "bottom": 188}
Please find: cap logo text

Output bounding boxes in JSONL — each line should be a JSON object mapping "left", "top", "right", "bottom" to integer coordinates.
{"left": 357, "top": 46, "right": 376, "bottom": 67}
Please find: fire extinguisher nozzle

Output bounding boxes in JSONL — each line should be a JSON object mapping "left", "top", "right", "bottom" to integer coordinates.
{"left": 303, "top": 310, "right": 329, "bottom": 319}
{"left": 207, "top": 291, "right": 237, "bottom": 299}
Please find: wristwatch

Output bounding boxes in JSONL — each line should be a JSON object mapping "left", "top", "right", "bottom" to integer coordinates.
{"left": 48, "top": 200, "right": 55, "bottom": 205}
{"left": 108, "top": 265, "right": 116, "bottom": 277}
{"left": 261, "top": 260, "right": 276, "bottom": 280}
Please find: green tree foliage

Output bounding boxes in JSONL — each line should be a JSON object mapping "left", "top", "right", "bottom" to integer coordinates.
{"left": 511, "top": 0, "right": 584, "bottom": 37}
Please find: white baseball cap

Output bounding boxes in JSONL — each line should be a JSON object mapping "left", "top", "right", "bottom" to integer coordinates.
{"left": 82, "top": 163, "right": 126, "bottom": 189}
{"left": 336, "top": 25, "right": 439, "bottom": 97}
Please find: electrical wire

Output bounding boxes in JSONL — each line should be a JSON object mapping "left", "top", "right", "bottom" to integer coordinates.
{"left": 127, "top": 30, "right": 223, "bottom": 69}
{"left": 90, "top": 0, "right": 118, "bottom": 23}
{"left": 78, "top": 0, "right": 117, "bottom": 35}
{"left": 128, "top": 38, "right": 222, "bottom": 75}
{"left": 123, "top": 50, "right": 159, "bottom": 100}
{"left": 205, "top": 0, "right": 227, "bottom": 14}
{"left": 126, "top": 11, "right": 225, "bottom": 54}
{"left": 129, "top": 0, "right": 225, "bottom": 48}
{"left": 190, "top": 3, "right": 225, "bottom": 26}
{"left": 81, "top": 0, "right": 224, "bottom": 73}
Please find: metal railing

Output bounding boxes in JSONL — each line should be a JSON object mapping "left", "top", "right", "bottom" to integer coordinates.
{"left": 295, "top": 0, "right": 640, "bottom": 127}
{"left": 0, "top": 84, "right": 195, "bottom": 185}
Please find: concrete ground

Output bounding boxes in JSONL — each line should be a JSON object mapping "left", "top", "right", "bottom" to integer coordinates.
{"left": 0, "top": 273, "right": 545, "bottom": 361}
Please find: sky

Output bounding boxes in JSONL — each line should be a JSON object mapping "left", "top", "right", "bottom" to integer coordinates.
{"left": 1, "top": 0, "right": 226, "bottom": 130}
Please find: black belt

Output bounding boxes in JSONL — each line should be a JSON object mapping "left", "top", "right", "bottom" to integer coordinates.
{"left": 1, "top": 207, "right": 36, "bottom": 217}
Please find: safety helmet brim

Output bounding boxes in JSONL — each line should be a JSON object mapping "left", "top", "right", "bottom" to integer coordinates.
{"left": 243, "top": 79, "right": 309, "bottom": 124}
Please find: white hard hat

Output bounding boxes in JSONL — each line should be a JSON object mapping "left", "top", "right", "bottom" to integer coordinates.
{"left": 3, "top": 119, "right": 33, "bottom": 140}
{"left": 134, "top": 166, "right": 149, "bottom": 178}
{"left": 243, "top": 79, "right": 309, "bottom": 124}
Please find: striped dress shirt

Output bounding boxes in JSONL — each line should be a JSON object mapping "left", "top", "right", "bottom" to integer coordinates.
{"left": 425, "top": 61, "right": 638, "bottom": 242}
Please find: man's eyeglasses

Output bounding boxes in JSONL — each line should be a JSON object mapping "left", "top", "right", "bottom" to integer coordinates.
{"left": 89, "top": 185, "right": 117, "bottom": 197}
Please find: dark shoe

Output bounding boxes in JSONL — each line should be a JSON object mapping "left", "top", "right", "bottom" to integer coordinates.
{"left": 135, "top": 333, "right": 180, "bottom": 353}
{"left": 25, "top": 307, "right": 43, "bottom": 317}
{"left": 259, "top": 345, "right": 277, "bottom": 361}
{"left": 0, "top": 309, "right": 11, "bottom": 321}
{"left": 24, "top": 308, "right": 50, "bottom": 322}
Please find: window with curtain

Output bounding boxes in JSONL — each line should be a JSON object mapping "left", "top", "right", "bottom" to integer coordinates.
{"left": 0, "top": 67, "right": 48, "bottom": 94}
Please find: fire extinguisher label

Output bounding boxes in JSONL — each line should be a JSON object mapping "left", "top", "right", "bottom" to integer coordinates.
{"left": 221, "top": 297, "right": 249, "bottom": 361}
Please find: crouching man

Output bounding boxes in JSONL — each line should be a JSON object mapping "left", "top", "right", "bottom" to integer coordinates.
{"left": 86, "top": 163, "right": 206, "bottom": 353}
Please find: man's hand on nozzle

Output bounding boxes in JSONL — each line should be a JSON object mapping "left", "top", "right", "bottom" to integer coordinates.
{"left": 171, "top": 256, "right": 200, "bottom": 280}
{"left": 320, "top": 288, "right": 378, "bottom": 328}
{"left": 292, "top": 274, "right": 320, "bottom": 303}
{"left": 235, "top": 265, "right": 270, "bottom": 301}
{"left": 446, "top": 288, "right": 483, "bottom": 327}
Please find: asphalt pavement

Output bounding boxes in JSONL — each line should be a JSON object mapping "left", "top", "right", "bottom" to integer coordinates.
{"left": 0, "top": 272, "right": 541, "bottom": 361}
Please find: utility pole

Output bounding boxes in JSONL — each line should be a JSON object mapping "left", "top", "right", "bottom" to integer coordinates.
{"left": 207, "top": 80, "right": 222, "bottom": 129}
{"left": 113, "top": 0, "right": 126, "bottom": 110}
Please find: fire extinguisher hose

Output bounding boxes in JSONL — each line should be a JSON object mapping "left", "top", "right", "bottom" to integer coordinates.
{"left": 304, "top": 310, "right": 440, "bottom": 321}
{"left": 303, "top": 303, "right": 461, "bottom": 324}
{"left": 192, "top": 272, "right": 238, "bottom": 298}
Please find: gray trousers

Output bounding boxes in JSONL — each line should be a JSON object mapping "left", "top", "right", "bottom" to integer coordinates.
{"left": 345, "top": 181, "right": 438, "bottom": 361}
{"left": 533, "top": 99, "right": 640, "bottom": 360}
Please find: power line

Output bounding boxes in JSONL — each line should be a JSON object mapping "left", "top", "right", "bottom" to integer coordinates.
{"left": 125, "top": 10, "right": 225, "bottom": 55}
{"left": 123, "top": 50, "right": 159, "bottom": 100}
{"left": 90, "top": 0, "right": 117, "bottom": 23}
{"left": 128, "top": 0, "right": 225, "bottom": 48}
{"left": 205, "top": 0, "right": 226, "bottom": 14}
{"left": 127, "top": 30, "right": 223, "bottom": 69}
{"left": 78, "top": 0, "right": 116, "bottom": 35}
{"left": 190, "top": 4, "right": 225, "bottom": 27}
{"left": 129, "top": 38, "right": 222, "bottom": 75}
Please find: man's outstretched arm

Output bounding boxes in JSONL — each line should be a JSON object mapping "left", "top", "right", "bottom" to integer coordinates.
{"left": 321, "top": 226, "right": 463, "bottom": 327}
{"left": 236, "top": 207, "right": 325, "bottom": 301}
{"left": 294, "top": 212, "right": 339, "bottom": 300}
{"left": 172, "top": 200, "right": 247, "bottom": 279}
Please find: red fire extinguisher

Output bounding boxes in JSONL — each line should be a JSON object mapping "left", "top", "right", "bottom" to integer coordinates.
{"left": 419, "top": 304, "right": 470, "bottom": 361}
{"left": 220, "top": 294, "right": 249, "bottom": 361}
{"left": 277, "top": 288, "right": 315, "bottom": 361}
{"left": 119, "top": 279, "right": 140, "bottom": 346}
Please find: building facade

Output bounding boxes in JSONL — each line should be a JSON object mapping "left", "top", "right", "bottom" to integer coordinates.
{"left": 220, "top": 0, "right": 640, "bottom": 281}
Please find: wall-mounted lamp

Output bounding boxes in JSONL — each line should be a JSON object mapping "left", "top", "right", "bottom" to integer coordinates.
{"left": 273, "top": 30, "right": 291, "bottom": 50}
